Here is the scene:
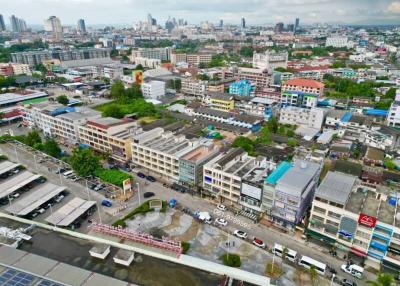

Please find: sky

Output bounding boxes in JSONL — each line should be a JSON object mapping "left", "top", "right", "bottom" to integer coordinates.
{"left": 0, "top": 0, "right": 400, "bottom": 26}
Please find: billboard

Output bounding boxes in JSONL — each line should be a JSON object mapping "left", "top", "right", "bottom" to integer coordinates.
{"left": 123, "top": 178, "right": 132, "bottom": 193}
{"left": 133, "top": 70, "right": 143, "bottom": 85}
{"left": 241, "top": 183, "right": 262, "bottom": 201}
{"left": 358, "top": 213, "right": 377, "bottom": 228}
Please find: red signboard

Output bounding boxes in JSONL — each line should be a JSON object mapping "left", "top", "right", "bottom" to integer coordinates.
{"left": 358, "top": 213, "right": 377, "bottom": 228}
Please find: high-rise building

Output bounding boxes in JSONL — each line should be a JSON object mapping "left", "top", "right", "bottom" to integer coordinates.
{"left": 219, "top": 19, "right": 223, "bottom": 28}
{"left": 0, "top": 14, "right": 5, "bottom": 31}
{"left": 287, "top": 24, "right": 294, "bottom": 32}
{"left": 241, "top": 18, "right": 246, "bottom": 28}
{"left": 274, "top": 22, "right": 284, "bottom": 33}
{"left": 77, "top": 19, "right": 86, "bottom": 33}
{"left": 147, "top": 13, "right": 153, "bottom": 25}
{"left": 18, "top": 19, "right": 27, "bottom": 32}
{"left": 10, "top": 15, "right": 19, "bottom": 32}
{"left": 44, "top": 16, "right": 63, "bottom": 40}
{"left": 295, "top": 18, "right": 300, "bottom": 32}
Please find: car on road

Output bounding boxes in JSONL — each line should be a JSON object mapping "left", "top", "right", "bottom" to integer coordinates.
{"left": 146, "top": 175, "right": 156, "bottom": 182}
{"left": 29, "top": 212, "right": 39, "bottom": 219}
{"left": 341, "top": 264, "right": 363, "bottom": 279}
{"left": 137, "top": 172, "right": 146, "bottom": 178}
{"left": 215, "top": 218, "right": 228, "bottom": 226}
{"left": 12, "top": 169, "right": 20, "bottom": 174}
{"left": 143, "top": 192, "right": 155, "bottom": 198}
{"left": 233, "top": 230, "right": 248, "bottom": 239}
{"left": 252, "top": 237, "right": 266, "bottom": 248}
{"left": 341, "top": 279, "right": 357, "bottom": 286}
{"left": 101, "top": 199, "right": 112, "bottom": 207}
{"left": 217, "top": 204, "right": 226, "bottom": 211}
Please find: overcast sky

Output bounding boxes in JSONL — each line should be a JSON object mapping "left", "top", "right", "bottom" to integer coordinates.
{"left": 1, "top": 0, "right": 400, "bottom": 26}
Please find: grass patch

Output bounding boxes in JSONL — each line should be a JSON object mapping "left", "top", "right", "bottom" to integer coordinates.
{"left": 182, "top": 241, "right": 191, "bottom": 254}
{"left": 265, "top": 261, "right": 283, "bottom": 278}
{"left": 94, "top": 168, "right": 132, "bottom": 187}
{"left": 219, "top": 253, "right": 241, "bottom": 267}
{"left": 94, "top": 99, "right": 160, "bottom": 119}
{"left": 112, "top": 199, "right": 168, "bottom": 227}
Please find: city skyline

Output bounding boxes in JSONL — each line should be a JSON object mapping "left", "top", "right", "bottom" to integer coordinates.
{"left": 0, "top": 0, "right": 400, "bottom": 26}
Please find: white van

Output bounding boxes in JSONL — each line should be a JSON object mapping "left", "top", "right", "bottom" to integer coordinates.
{"left": 63, "top": 170, "right": 73, "bottom": 178}
{"left": 272, "top": 243, "right": 298, "bottom": 262}
{"left": 341, "top": 264, "right": 364, "bottom": 279}
{"left": 298, "top": 255, "right": 327, "bottom": 275}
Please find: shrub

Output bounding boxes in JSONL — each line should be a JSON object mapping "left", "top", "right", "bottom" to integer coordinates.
{"left": 219, "top": 253, "right": 241, "bottom": 267}
{"left": 182, "top": 241, "right": 191, "bottom": 254}
{"left": 94, "top": 168, "right": 132, "bottom": 187}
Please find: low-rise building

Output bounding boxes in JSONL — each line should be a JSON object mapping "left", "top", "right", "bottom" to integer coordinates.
{"left": 141, "top": 80, "right": 165, "bottom": 99}
{"left": 229, "top": 80, "right": 254, "bottom": 97}
{"left": 281, "top": 78, "right": 324, "bottom": 108}
{"left": 387, "top": 90, "right": 400, "bottom": 128}
{"left": 252, "top": 51, "right": 288, "bottom": 73}
{"left": 181, "top": 78, "right": 208, "bottom": 97}
{"left": 208, "top": 92, "right": 235, "bottom": 112}
{"left": 279, "top": 106, "right": 326, "bottom": 130}
{"left": 237, "top": 67, "right": 271, "bottom": 92}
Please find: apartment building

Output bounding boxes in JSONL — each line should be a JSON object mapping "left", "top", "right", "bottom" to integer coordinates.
{"left": 208, "top": 92, "right": 235, "bottom": 111}
{"left": 325, "top": 36, "right": 349, "bottom": 48}
{"left": 133, "top": 57, "right": 161, "bottom": 69}
{"left": 130, "top": 47, "right": 171, "bottom": 61}
{"left": 141, "top": 80, "right": 165, "bottom": 99}
{"left": 179, "top": 142, "right": 220, "bottom": 189}
{"left": 270, "top": 160, "right": 321, "bottom": 228}
{"left": 308, "top": 171, "right": 400, "bottom": 272}
{"left": 78, "top": 117, "right": 141, "bottom": 163}
{"left": 387, "top": 90, "right": 400, "bottom": 128}
{"left": 181, "top": 78, "right": 208, "bottom": 97}
{"left": 252, "top": 51, "right": 288, "bottom": 73}
{"left": 237, "top": 67, "right": 271, "bottom": 92}
{"left": 131, "top": 128, "right": 200, "bottom": 182}
{"left": 170, "top": 52, "right": 212, "bottom": 65}
{"left": 229, "top": 80, "right": 254, "bottom": 97}
{"left": 281, "top": 78, "right": 324, "bottom": 108}
{"left": 279, "top": 106, "right": 326, "bottom": 130}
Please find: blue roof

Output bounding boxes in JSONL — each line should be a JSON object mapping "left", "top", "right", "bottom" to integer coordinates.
{"left": 265, "top": 161, "right": 292, "bottom": 185}
{"left": 341, "top": 112, "right": 352, "bottom": 122}
{"left": 364, "top": 109, "right": 388, "bottom": 116}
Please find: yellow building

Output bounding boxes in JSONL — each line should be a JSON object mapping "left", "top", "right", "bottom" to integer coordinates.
{"left": 209, "top": 92, "right": 235, "bottom": 112}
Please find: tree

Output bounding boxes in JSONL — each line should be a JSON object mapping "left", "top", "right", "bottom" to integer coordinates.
{"left": 102, "top": 104, "right": 124, "bottom": 118}
{"left": 309, "top": 266, "right": 318, "bottom": 286}
{"left": 287, "top": 138, "right": 298, "bottom": 147}
{"left": 239, "top": 46, "right": 254, "bottom": 57}
{"left": 267, "top": 117, "right": 278, "bottom": 133}
{"left": 134, "top": 64, "right": 144, "bottom": 71}
{"left": 274, "top": 67, "right": 288, "bottom": 72}
{"left": 56, "top": 95, "right": 69, "bottom": 105}
{"left": 25, "top": 130, "right": 42, "bottom": 147}
{"left": 332, "top": 60, "right": 346, "bottom": 68}
{"left": 384, "top": 88, "right": 397, "bottom": 99}
{"left": 0, "top": 112, "right": 4, "bottom": 121}
{"left": 110, "top": 81, "right": 126, "bottom": 101}
{"left": 43, "top": 139, "right": 61, "bottom": 158}
{"left": 110, "top": 49, "right": 119, "bottom": 57}
{"left": 384, "top": 159, "right": 396, "bottom": 170}
{"left": 367, "top": 273, "right": 395, "bottom": 286}
{"left": 69, "top": 148, "right": 100, "bottom": 177}
{"left": 257, "top": 126, "right": 270, "bottom": 145}
{"left": 125, "top": 83, "right": 143, "bottom": 100}
{"left": 232, "top": 136, "right": 256, "bottom": 156}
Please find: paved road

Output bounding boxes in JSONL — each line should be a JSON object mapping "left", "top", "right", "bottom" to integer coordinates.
{"left": 133, "top": 175, "right": 375, "bottom": 286}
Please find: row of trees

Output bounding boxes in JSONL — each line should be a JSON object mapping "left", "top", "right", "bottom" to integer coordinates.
{"left": 14, "top": 130, "right": 62, "bottom": 158}
{"left": 110, "top": 81, "right": 143, "bottom": 103}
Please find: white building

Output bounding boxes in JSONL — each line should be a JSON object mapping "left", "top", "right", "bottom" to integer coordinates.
{"left": 181, "top": 78, "right": 208, "bottom": 97}
{"left": 387, "top": 90, "right": 400, "bottom": 128}
{"left": 141, "top": 80, "right": 166, "bottom": 99}
{"left": 133, "top": 57, "right": 161, "bottom": 69}
{"left": 11, "top": 63, "right": 31, "bottom": 75}
{"left": 279, "top": 107, "right": 326, "bottom": 130}
{"left": 325, "top": 36, "right": 348, "bottom": 48}
{"left": 252, "top": 51, "right": 288, "bottom": 73}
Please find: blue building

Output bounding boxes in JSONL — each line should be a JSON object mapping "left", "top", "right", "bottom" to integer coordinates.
{"left": 229, "top": 80, "right": 254, "bottom": 97}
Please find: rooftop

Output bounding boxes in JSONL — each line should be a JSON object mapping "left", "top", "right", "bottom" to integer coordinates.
{"left": 316, "top": 171, "right": 357, "bottom": 206}
{"left": 265, "top": 161, "right": 292, "bottom": 186}
{"left": 283, "top": 78, "right": 324, "bottom": 89}
{"left": 181, "top": 144, "right": 219, "bottom": 164}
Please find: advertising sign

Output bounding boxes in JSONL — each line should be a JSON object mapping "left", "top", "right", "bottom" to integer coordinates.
{"left": 241, "top": 183, "right": 262, "bottom": 201}
{"left": 123, "top": 178, "right": 132, "bottom": 194}
{"left": 133, "top": 70, "right": 143, "bottom": 85}
{"left": 358, "top": 213, "right": 377, "bottom": 228}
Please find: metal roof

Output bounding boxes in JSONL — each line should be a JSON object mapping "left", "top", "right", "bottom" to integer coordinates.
{"left": 6, "top": 183, "right": 65, "bottom": 216}
{"left": 0, "top": 161, "right": 19, "bottom": 176}
{"left": 45, "top": 197, "right": 96, "bottom": 226}
{"left": 0, "top": 171, "right": 41, "bottom": 199}
{"left": 316, "top": 171, "right": 356, "bottom": 205}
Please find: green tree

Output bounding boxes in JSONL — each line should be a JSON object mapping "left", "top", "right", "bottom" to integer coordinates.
{"left": 56, "top": 95, "right": 69, "bottom": 105}
{"left": 257, "top": 126, "right": 270, "bottom": 145}
{"left": 43, "top": 139, "right": 61, "bottom": 158}
{"left": 239, "top": 46, "right": 254, "bottom": 57}
{"left": 274, "top": 67, "right": 288, "bottom": 72}
{"left": 121, "top": 55, "right": 129, "bottom": 62}
{"left": 25, "top": 130, "right": 42, "bottom": 147}
{"left": 309, "top": 266, "right": 318, "bottom": 286}
{"left": 384, "top": 88, "right": 397, "bottom": 99}
{"left": 332, "top": 60, "right": 346, "bottom": 68}
{"left": 0, "top": 112, "right": 4, "bottom": 121}
{"left": 267, "top": 117, "right": 278, "bottom": 133}
{"left": 69, "top": 148, "right": 100, "bottom": 177}
{"left": 102, "top": 104, "right": 124, "bottom": 118}
{"left": 110, "top": 49, "right": 119, "bottom": 57}
{"left": 232, "top": 136, "right": 256, "bottom": 156}
{"left": 384, "top": 159, "right": 396, "bottom": 170}
{"left": 287, "top": 138, "right": 298, "bottom": 147}
{"left": 34, "top": 64, "right": 48, "bottom": 74}
{"left": 110, "top": 81, "right": 126, "bottom": 101}
{"left": 367, "top": 273, "right": 395, "bottom": 286}
{"left": 134, "top": 64, "right": 144, "bottom": 71}
{"left": 125, "top": 83, "right": 143, "bottom": 100}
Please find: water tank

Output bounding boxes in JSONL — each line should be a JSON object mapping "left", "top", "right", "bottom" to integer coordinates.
{"left": 389, "top": 197, "right": 397, "bottom": 206}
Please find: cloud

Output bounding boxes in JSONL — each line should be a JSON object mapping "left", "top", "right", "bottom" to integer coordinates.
{"left": 388, "top": 1, "right": 400, "bottom": 13}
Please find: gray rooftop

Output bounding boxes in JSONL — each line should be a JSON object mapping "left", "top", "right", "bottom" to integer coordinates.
{"left": 0, "top": 171, "right": 41, "bottom": 200}
{"left": 316, "top": 171, "right": 357, "bottom": 205}
{"left": 0, "top": 161, "right": 19, "bottom": 176}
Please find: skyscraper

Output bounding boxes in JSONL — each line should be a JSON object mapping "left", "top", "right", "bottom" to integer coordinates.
{"left": 219, "top": 19, "right": 223, "bottom": 28}
{"left": 18, "top": 19, "right": 27, "bottom": 32}
{"left": 274, "top": 22, "right": 284, "bottom": 33}
{"left": 295, "top": 18, "right": 300, "bottom": 32}
{"left": 10, "top": 15, "right": 19, "bottom": 32}
{"left": 44, "top": 16, "right": 63, "bottom": 40}
{"left": 241, "top": 18, "right": 246, "bottom": 28}
{"left": 0, "top": 15, "right": 5, "bottom": 31}
{"left": 77, "top": 19, "right": 86, "bottom": 33}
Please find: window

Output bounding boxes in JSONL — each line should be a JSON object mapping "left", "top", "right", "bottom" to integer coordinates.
{"left": 313, "top": 206, "right": 326, "bottom": 215}
{"left": 327, "top": 211, "right": 341, "bottom": 220}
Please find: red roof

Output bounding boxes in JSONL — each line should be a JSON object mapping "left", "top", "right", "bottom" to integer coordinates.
{"left": 284, "top": 78, "right": 324, "bottom": 89}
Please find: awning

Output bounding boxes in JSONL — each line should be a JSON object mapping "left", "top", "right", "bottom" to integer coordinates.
{"left": 350, "top": 247, "right": 367, "bottom": 257}
{"left": 305, "top": 229, "right": 336, "bottom": 244}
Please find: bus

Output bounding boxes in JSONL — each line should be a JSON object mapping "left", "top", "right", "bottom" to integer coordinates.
{"left": 272, "top": 243, "right": 298, "bottom": 262}
{"left": 62, "top": 170, "right": 73, "bottom": 178}
{"left": 298, "top": 255, "right": 326, "bottom": 275}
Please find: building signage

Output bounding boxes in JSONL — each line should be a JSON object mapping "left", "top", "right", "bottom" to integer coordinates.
{"left": 358, "top": 213, "right": 377, "bottom": 228}
{"left": 338, "top": 230, "right": 353, "bottom": 238}
{"left": 123, "top": 179, "right": 132, "bottom": 193}
{"left": 241, "top": 183, "right": 262, "bottom": 201}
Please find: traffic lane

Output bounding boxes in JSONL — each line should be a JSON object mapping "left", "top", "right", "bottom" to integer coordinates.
{"left": 136, "top": 179, "right": 372, "bottom": 285}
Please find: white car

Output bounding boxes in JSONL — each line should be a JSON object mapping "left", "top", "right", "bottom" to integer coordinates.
{"left": 217, "top": 204, "right": 226, "bottom": 211}
{"left": 215, "top": 218, "right": 228, "bottom": 226}
{"left": 233, "top": 230, "right": 248, "bottom": 239}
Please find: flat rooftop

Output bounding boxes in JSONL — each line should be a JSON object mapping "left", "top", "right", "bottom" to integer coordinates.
{"left": 316, "top": 171, "right": 357, "bottom": 206}
{"left": 265, "top": 161, "right": 292, "bottom": 186}
{"left": 45, "top": 197, "right": 96, "bottom": 226}
{"left": 0, "top": 90, "right": 47, "bottom": 106}
{"left": 0, "top": 171, "right": 41, "bottom": 200}
{"left": 0, "top": 161, "right": 19, "bottom": 176}
{"left": 181, "top": 144, "right": 218, "bottom": 163}
{"left": 0, "top": 246, "right": 130, "bottom": 286}
{"left": 6, "top": 182, "right": 66, "bottom": 216}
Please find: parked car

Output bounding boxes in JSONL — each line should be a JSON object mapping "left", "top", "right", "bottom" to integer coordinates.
{"left": 55, "top": 195, "right": 64, "bottom": 203}
{"left": 12, "top": 169, "right": 20, "bottom": 174}
{"left": 29, "top": 212, "right": 39, "bottom": 219}
{"left": 94, "top": 184, "right": 105, "bottom": 191}
{"left": 143, "top": 192, "right": 155, "bottom": 198}
{"left": 217, "top": 204, "right": 226, "bottom": 211}
{"left": 252, "top": 237, "right": 266, "bottom": 248}
{"left": 36, "top": 208, "right": 46, "bottom": 214}
{"left": 146, "top": 175, "right": 156, "bottom": 182}
{"left": 101, "top": 199, "right": 112, "bottom": 207}
{"left": 11, "top": 193, "right": 20, "bottom": 199}
{"left": 233, "top": 230, "right": 248, "bottom": 239}
{"left": 215, "top": 218, "right": 228, "bottom": 226}
{"left": 341, "top": 279, "right": 357, "bottom": 286}
{"left": 137, "top": 172, "right": 146, "bottom": 178}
